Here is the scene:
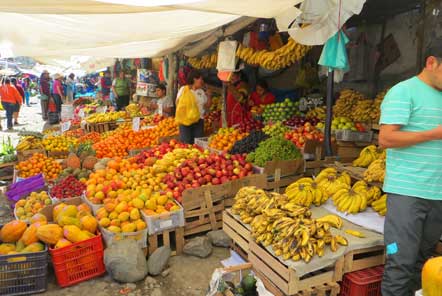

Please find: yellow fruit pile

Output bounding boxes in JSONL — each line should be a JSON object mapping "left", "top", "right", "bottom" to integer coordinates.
{"left": 0, "top": 220, "right": 45, "bottom": 255}
{"left": 42, "top": 135, "right": 78, "bottom": 152}
{"left": 86, "top": 111, "right": 127, "bottom": 123}
{"left": 333, "top": 89, "right": 366, "bottom": 119}
{"left": 352, "top": 99, "right": 374, "bottom": 122}
{"left": 96, "top": 202, "right": 147, "bottom": 234}
{"left": 14, "top": 191, "right": 52, "bottom": 221}
{"left": 285, "top": 177, "right": 328, "bottom": 207}
{"left": 370, "top": 89, "right": 388, "bottom": 122}
{"left": 16, "top": 153, "right": 63, "bottom": 180}
{"left": 188, "top": 52, "right": 218, "bottom": 69}
{"left": 126, "top": 104, "right": 142, "bottom": 117}
{"left": 209, "top": 128, "right": 248, "bottom": 151}
{"left": 364, "top": 159, "right": 385, "bottom": 183}
{"left": 16, "top": 136, "right": 44, "bottom": 151}
{"left": 353, "top": 145, "right": 383, "bottom": 167}
{"left": 306, "top": 107, "right": 326, "bottom": 120}
{"left": 372, "top": 194, "right": 387, "bottom": 216}
{"left": 236, "top": 38, "right": 312, "bottom": 71}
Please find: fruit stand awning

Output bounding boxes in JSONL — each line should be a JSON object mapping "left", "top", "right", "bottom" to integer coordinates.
{"left": 0, "top": 0, "right": 302, "bottom": 60}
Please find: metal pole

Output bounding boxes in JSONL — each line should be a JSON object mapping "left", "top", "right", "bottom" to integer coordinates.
{"left": 324, "top": 69, "right": 334, "bottom": 156}
{"left": 221, "top": 81, "right": 227, "bottom": 128}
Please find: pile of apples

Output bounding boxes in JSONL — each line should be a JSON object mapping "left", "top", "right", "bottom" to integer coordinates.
{"left": 162, "top": 153, "right": 253, "bottom": 202}
{"left": 284, "top": 122, "right": 324, "bottom": 149}
{"left": 238, "top": 117, "right": 263, "bottom": 133}
{"left": 284, "top": 116, "right": 321, "bottom": 128}
{"left": 133, "top": 140, "right": 191, "bottom": 167}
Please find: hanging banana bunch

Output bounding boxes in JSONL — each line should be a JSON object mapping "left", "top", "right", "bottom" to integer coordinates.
{"left": 187, "top": 52, "right": 218, "bottom": 70}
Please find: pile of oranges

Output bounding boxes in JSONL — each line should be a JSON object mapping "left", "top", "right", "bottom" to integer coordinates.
{"left": 64, "top": 128, "right": 85, "bottom": 138}
{"left": 42, "top": 135, "right": 78, "bottom": 153}
{"left": 16, "top": 153, "right": 63, "bottom": 180}
{"left": 79, "top": 132, "right": 101, "bottom": 144}
{"left": 209, "top": 128, "right": 248, "bottom": 152}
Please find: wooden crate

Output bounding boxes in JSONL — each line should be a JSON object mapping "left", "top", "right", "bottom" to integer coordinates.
{"left": 47, "top": 150, "right": 69, "bottom": 159}
{"left": 17, "top": 149, "right": 46, "bottom": 162}
{"left": 147, "top": 227, "right": 185, "bottom": 256}
{"left": 264, "top": 174, "right": 302, "bottom": 192}
{"left": 343, "top": 245, "right": 385, "bottom": 273}
{"left": 84, "top": 122, "right": 118, "bottom": 133}
{"left": 222, "top": 209, "right": 251, "bottom": 256}
{"left": 0, "top": 162, "right": 15, "bottom": 181}
{"left": 248, "top": 241, "right": 344, "bottom": 295}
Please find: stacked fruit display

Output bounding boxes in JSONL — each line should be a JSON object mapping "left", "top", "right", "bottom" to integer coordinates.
{"left": 96, "top": 200, "right": 148, "bottom": 234}
{"left": 133, "top": 140, "right": 190, "bottom": 167}
{"left": 16, "top": 135, "right": 44, "bottom": 151}
{"left": 208, "top": 128, "right": 249, "bottom": 152}
{"left": 262, "top": 99, "right": 299, "bottom": 123}
{"left": 204, "top": 110, "right": 221, "bottom": 134}
{"left": 50, "top": 175, "right": 87, "bottom": 199}
{"left": 0, "top": 220, "right": 45, "bottom": 254}
{"left": 333, "top": 89, "right": 366, "bottom": 119}
{"left": 329, "top": 117, "right": 358, "bottom": 131}
{"left": 16, "top": 153, "right": 63, "bottom": 180}
{"left": 246, "top": 137, "right": 302, "bottom": 167}
{"left": 57, "top": 167, "right": 92, "bottom": 181}
{"left": 262, "top": 122, "right": 290, "bottom": 138}
{"left": 364, "top": 159, "right": 385, "bottom": 183}
{"left": 285, "top": 177, "right": 329, "bottom": 207}
{"left": 86, "top": 111, "right": 126, "bottom": 123}
{"left": 372, "top": 194, "right": 387, "bottom": 216}
{"left": 14, "top": 191, "right": 52, "bottom": 221}
{"left": 229, "top": 131, "right": 269, "bottom": 155}
{"left": 142, "top": 114, "right": 164, "bottom": 126}
{"left": 352, "top": 145, "right": 384, "bottom": 167}
{"left": 210, "top": 96, "right": 222, "bottom": 112}
{"left": 42, "top": 135, "right": 78, "bottom": 153}
{"left": 238, "top": 117, "right": 263, "bottom": 133}
{"left": 232, "top": 187, "right": 347, "bottom": 262}
{"left": 78, "top": 132, "right": 101, "bottom": 144}
{"left": 284, "top": 116, "right": 320, "bottom": 128}
{"left": 371, "top": 89, "right": 388, "bottom": 122}
{"left": 352, "top": 99, "right": 374, "bottom": 122}
{"left": 284, "top": 122, "right": 324, "bottom": 149}
{"left": 187, "top": 52, "right": 218, "bottom": 69}
{"left": 306, "top": 107, "right": 326, "bottom": 120}
{"left": 162, "top": 153, "right": 253, "bottom": 201}
{"left": 126, "top": 103, "right": 143, "bottom": 117}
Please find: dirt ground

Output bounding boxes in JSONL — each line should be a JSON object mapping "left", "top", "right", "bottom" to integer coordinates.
{"left": 0, "top": 99, "right": 231, "bottom": 296}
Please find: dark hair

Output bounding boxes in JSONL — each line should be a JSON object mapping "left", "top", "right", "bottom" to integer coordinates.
{"left": 256, "top": 80, "right": 269, "bottom": 90}
{"left": 10, "top": 78, "right": 17, "bottom": 84}
{"left": 187, "top": 70, "right": 203, "bottom": 85}
{"left": 156, "top": 84, "right": 166, "bottom": 92}
{"left": 69, "top": 73, "right": 75, "bottom": 79}
{"left": 423, "top": 38, "right": 442, "bottom": 69}
{"left": 4, "top": 78, "right": 10, "bottom": 84}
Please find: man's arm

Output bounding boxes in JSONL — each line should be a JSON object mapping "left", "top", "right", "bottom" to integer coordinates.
{"left": 379, "top": 124, "right": 442, "bottom": 148}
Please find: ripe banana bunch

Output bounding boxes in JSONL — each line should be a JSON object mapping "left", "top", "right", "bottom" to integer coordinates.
{"left": 352, "top": 180, "right": 382, "bottom": 205}
{"left": 285, "top": 177, "right": 328, "bottom": 207}
{"left": 333, "top": 89, "right": 366, "bottom": 118}
{"left": 351, "top": 99, "right": 373, "bottom": 122}
{"left": 370, "top": 89, "right": 389, "bottom": 122}
{"left": 187, "top": 52, "right": 218, "bottom": 69}
{"left": 316, "top": 168, "right": 351, "bottom": 197}
{"left": 363, "top": 159, "right": 385, "bottom": 183}
{"left": 333, "top": 182, "right": 369, "bottom": 214}
{"left": 372, "top": 194, "right": 387, "bottom": 216}
{"left": 16, "top": 136, "right": 44, "bottom": 151}
{"left": 306, "top": 107, "right": 326, "bottom": 120}
{"left": 353, "top": 145, "right": 379, "bottom": 167}
{"left": 315, "top": 214, "right": 343, "bottom": 229}
{"left": 236, "top": 38, "right": 312, "bottom": 71}
{"left": 232, "top": 186, "right": 267, "bottom": 215}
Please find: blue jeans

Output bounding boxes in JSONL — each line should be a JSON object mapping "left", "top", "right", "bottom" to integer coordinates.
{"left": 24, "top": 91, "right": 30, "bottom": 105}
{"left": 1, "top": 102, "right": 15, "bottom": 129}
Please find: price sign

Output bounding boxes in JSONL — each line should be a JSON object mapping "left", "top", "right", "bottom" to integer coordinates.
{"left": 132, "top": 117, "right": 141, "bottom": 132}
{"left": 79, "top": 109, "right": 85, "bottom": 118}
{"left": 60, "top": 121, "right": 71, "bottom": 133}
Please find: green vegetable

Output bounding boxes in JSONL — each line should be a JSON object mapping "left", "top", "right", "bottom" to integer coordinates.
{"left": 241, "top": 274, "right": 258, "bottom": 296}
{"left": 246, "top": 136, "right": 301, "bottom": 167}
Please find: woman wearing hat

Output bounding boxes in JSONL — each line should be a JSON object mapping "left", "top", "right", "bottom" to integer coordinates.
{"left": 52, "top": 73, "right": 64, "bottom": 114}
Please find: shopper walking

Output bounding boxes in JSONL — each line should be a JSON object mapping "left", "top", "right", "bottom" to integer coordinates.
{"left": 39, "top": 70, "right": 51, "bottom": 121}
{"left": 52, "top": 73, "right": 64, "bottom": 114}
{"left": 11, "top": 78, "right": 24, "bottom": 125}
{"left": 112, "top": 71, "right": 131, "bottom": 111}
{"left": 23, "top": 77, "right": 31, "bottom": 106}
{"left": 0, "top": 78, "right": 22, "bottom": 130}
{"left": 175, "top": 70, "right": 211, "bottom": 144}
{"left": 66, "top": 73, "right": 75, "bottom": 103}
{"left": 379, "top": 40, "right": 442, "bottom": 296}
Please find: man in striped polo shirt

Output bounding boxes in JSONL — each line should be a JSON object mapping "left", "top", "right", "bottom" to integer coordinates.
{"left": 379, "top": 40, "right": 442, "bottom": 296}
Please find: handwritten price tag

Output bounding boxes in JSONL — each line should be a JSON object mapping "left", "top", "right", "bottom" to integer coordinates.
{"left": 61, "top": 121, "right": 71, "bottom": 133}
{"left": 132, "top": 117, "right": 141, "bottom": 132}
{"left": 79, "top": 109, "right": 85, "bottom": 118}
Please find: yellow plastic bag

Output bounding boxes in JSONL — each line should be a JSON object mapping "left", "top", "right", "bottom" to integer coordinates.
{"left": 175, "top": 86, "right": 200, "bottom": 126}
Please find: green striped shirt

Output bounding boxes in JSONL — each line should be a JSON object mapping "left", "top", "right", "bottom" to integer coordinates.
{"left": 380, "top": 76, "right": 442, "bottom": 200}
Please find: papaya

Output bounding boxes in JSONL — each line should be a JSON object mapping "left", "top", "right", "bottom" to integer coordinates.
{"left": 60, "top": 205, "right": 78, "bottom": 218}
{"left": 22, "top": 242, "right": 44, "bottom": 253}
{"left": 20, "top": 224, "right": 39, "bottom": 246}
{"left": 55, "top": 238, "right": 72, "bottom": 249}
{"left": 77, "top": 203, "right": 91, "bottom": 214}
{"left": 57, "top": 215, "right": 81, "bottom": 228}
{"left": 63, "top": 225, "right": 89, "bottom": 243}
{"left": 15, "top": 240, "right": 26, "bottom": 252}
{"left": 0, "top": 243, "right": 16, "bottom": 255}
{"left": 0, "top": 220, "right": 27, "bottom": 243}
{"left": 80, "top": 215, "right": 97, "bottom": 233}
{"left": 37, "top": 224, "right": 63, "bottom": 245}
{"left": 53, "top": 203, "right": 67, "bottom": 221}
{"left": 29, "top": 213, "right": 48, "bottom": 224}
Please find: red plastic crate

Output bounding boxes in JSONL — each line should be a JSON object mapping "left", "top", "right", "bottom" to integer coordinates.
{"left": 340, "top": 265, "right": 384, "bottom": 296}
{"left": 49, "top": 233, "right": 105, "bottom": 287}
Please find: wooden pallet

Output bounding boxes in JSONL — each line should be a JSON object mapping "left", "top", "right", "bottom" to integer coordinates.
{"left": 222, "top": 209, "right": 251, "bottom": 256}
{"left": 249, "top": 241, "right": 344, "bottom": 295}
{"left": 84, "top": 121, "right": 118, "bottom": 133}
{"left": 325, "top": 162, "right": 383, "bottom": 187}
{"left": 17, "top": 149, "right": 46, "bottom": 162}
{"left": 147, "top": 227, "right": 185, "bottom": 256}
{"left": 343, "top": 245, "right": 385, "bottom": 273}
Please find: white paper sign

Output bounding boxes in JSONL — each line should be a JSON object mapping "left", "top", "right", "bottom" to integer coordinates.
{"left": 132, "top": 117, "right": 140, "bottom": 131}
{"left": 79, "top": 109, "right": 85, "bottom": 118}
{"left": 61, "top": 121, "right": 71, "bottom": 133}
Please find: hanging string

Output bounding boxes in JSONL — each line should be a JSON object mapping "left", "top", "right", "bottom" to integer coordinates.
{"left": 337, "top": 0, "right": 343, "bottom": 42}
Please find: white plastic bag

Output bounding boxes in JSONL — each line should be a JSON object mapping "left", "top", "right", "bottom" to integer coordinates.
{"left": 217, "top": 40, "right": 238, "bottom": 72}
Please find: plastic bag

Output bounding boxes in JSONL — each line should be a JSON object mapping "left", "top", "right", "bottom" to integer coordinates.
{"left": 175, "top": 86, "right": 200, "bottom": 126}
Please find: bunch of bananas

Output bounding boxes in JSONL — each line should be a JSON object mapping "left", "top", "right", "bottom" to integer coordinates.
{"left": 364, "top": 159, "right": 385, "bottom": 183}
{"left": 351, "top": 99, "right": 374, "bottom": 122}
{"left": 236, "top": 38, "right": 312, "bottom": 71}
{"left": 285, "top": 177, "right": 328, "bottom": 207}
{"left": 306, "top": 106, "right": 326, "bottom": 120}
{"left": 352, "top": 180, "right": 382, "bottom": 206}
{"left": 86, "top": 111, "right": 126, "bottom": 123}
{"left": 126, "top": 104, "right": 142, "bottom": 118}
{"left": 332, "top": 181, "right": 370, "bottom": 214}
{"left": 187, "top": 52, "right": 218, "bottom": 69}
{"left": 371, "top": 194, "right": 387, "bottom": 216}
{"left": 370, "top": 89, "right": 389, "bottom": 122}
{"left": 316, "top": 168, "right": 352, "bottom": 197}
{"left": 333, "top": 89, "right": 366, "bottom": 118}
{"left": 353, "top": 145, "right": 381, "bottom": 167}
{"left": 16, "top": 136, "right": 44, "bottom": 151}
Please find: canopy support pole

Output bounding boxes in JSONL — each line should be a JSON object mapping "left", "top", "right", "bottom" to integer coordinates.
{"left": 221, "top": 82, "right": 227, "bottom": 128}
{"left": 324, "top": 69, "right": 334, "bottom": 156}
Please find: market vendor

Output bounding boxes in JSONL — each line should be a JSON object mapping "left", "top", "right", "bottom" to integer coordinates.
{"left": 100, "top": 71, "right": 112, "bottom": 102}
{"left": 176, "top": 70, "right": 211, "bottom": 144}
{"left": 154, "top": 84, "right": 174, "bottom": 117}
{"left": 226, "top": 71, "right": 249, "bottom": 127}
{"left": 249, "top": 80, "right": 275, "bottom": 107}
{"left": 379, "top": 39, "right": 442, "bottom": 296}
{"left": 112, "top": 71, "right": 131, "bottom": 111}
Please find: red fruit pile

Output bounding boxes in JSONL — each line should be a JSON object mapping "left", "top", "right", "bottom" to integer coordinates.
{"left": 51, "top": 175, "right": 87, "bottom": 199}
{"left": 284, "top": 122, "right": 324, "bottom": 149}
{"left": 284, "top": 116, "right": 320, "bottom": 128}
{"left": 238, "top": 117, "right": 263, "bottom": 133}
{"left": 134, "top": 140, "right": 191, "bottom": 167}
{"left": 162, "top": 153, "right": 253, "bottom": 202}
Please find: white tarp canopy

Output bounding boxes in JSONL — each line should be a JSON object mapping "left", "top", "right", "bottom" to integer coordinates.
{"left": 0, "top": 0, "right": 303, "bottom": 62}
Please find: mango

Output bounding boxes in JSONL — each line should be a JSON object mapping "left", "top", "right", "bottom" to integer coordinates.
{"left": 63, "top": 225, "right": 89, "bottom": 243}
{"left": 107, "top": 226, "right": 121, "bottom": 233}
{"left": 118, "top": 212, "right": 130, "bottom": 222}
{"left": 109, "top": 211, "right": 119, "bottom": 220}
{"left": 121, "top": 223, "right": 136, "bottom": 233}
{"left": 58, "top": 215, "right": 81, "bottom": 228}
{"left": 60, "top": 205, "right": 78, "bottom": 218}
{"left": 130, "top": 208, "right": 140, "bottom": 221}
{"left": 99, "top": 217, "right": 111, "bottom": 227}
{"left": 132, "top": 198, "right": 144, "bottom": 209}
{"left": 135, "top": 220, "right": 147, "bottom": 231}
{"left": 15, "top": 240, "right": 26, "bottom": 252}
{"left": 55, "top": 238, "right": 72, "bottom": 249}
{"left": 115, "top": 201, "right": 128, "bottom": 213}
{"left": 145, "top": 199, "right": 157, "bottom": 211}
